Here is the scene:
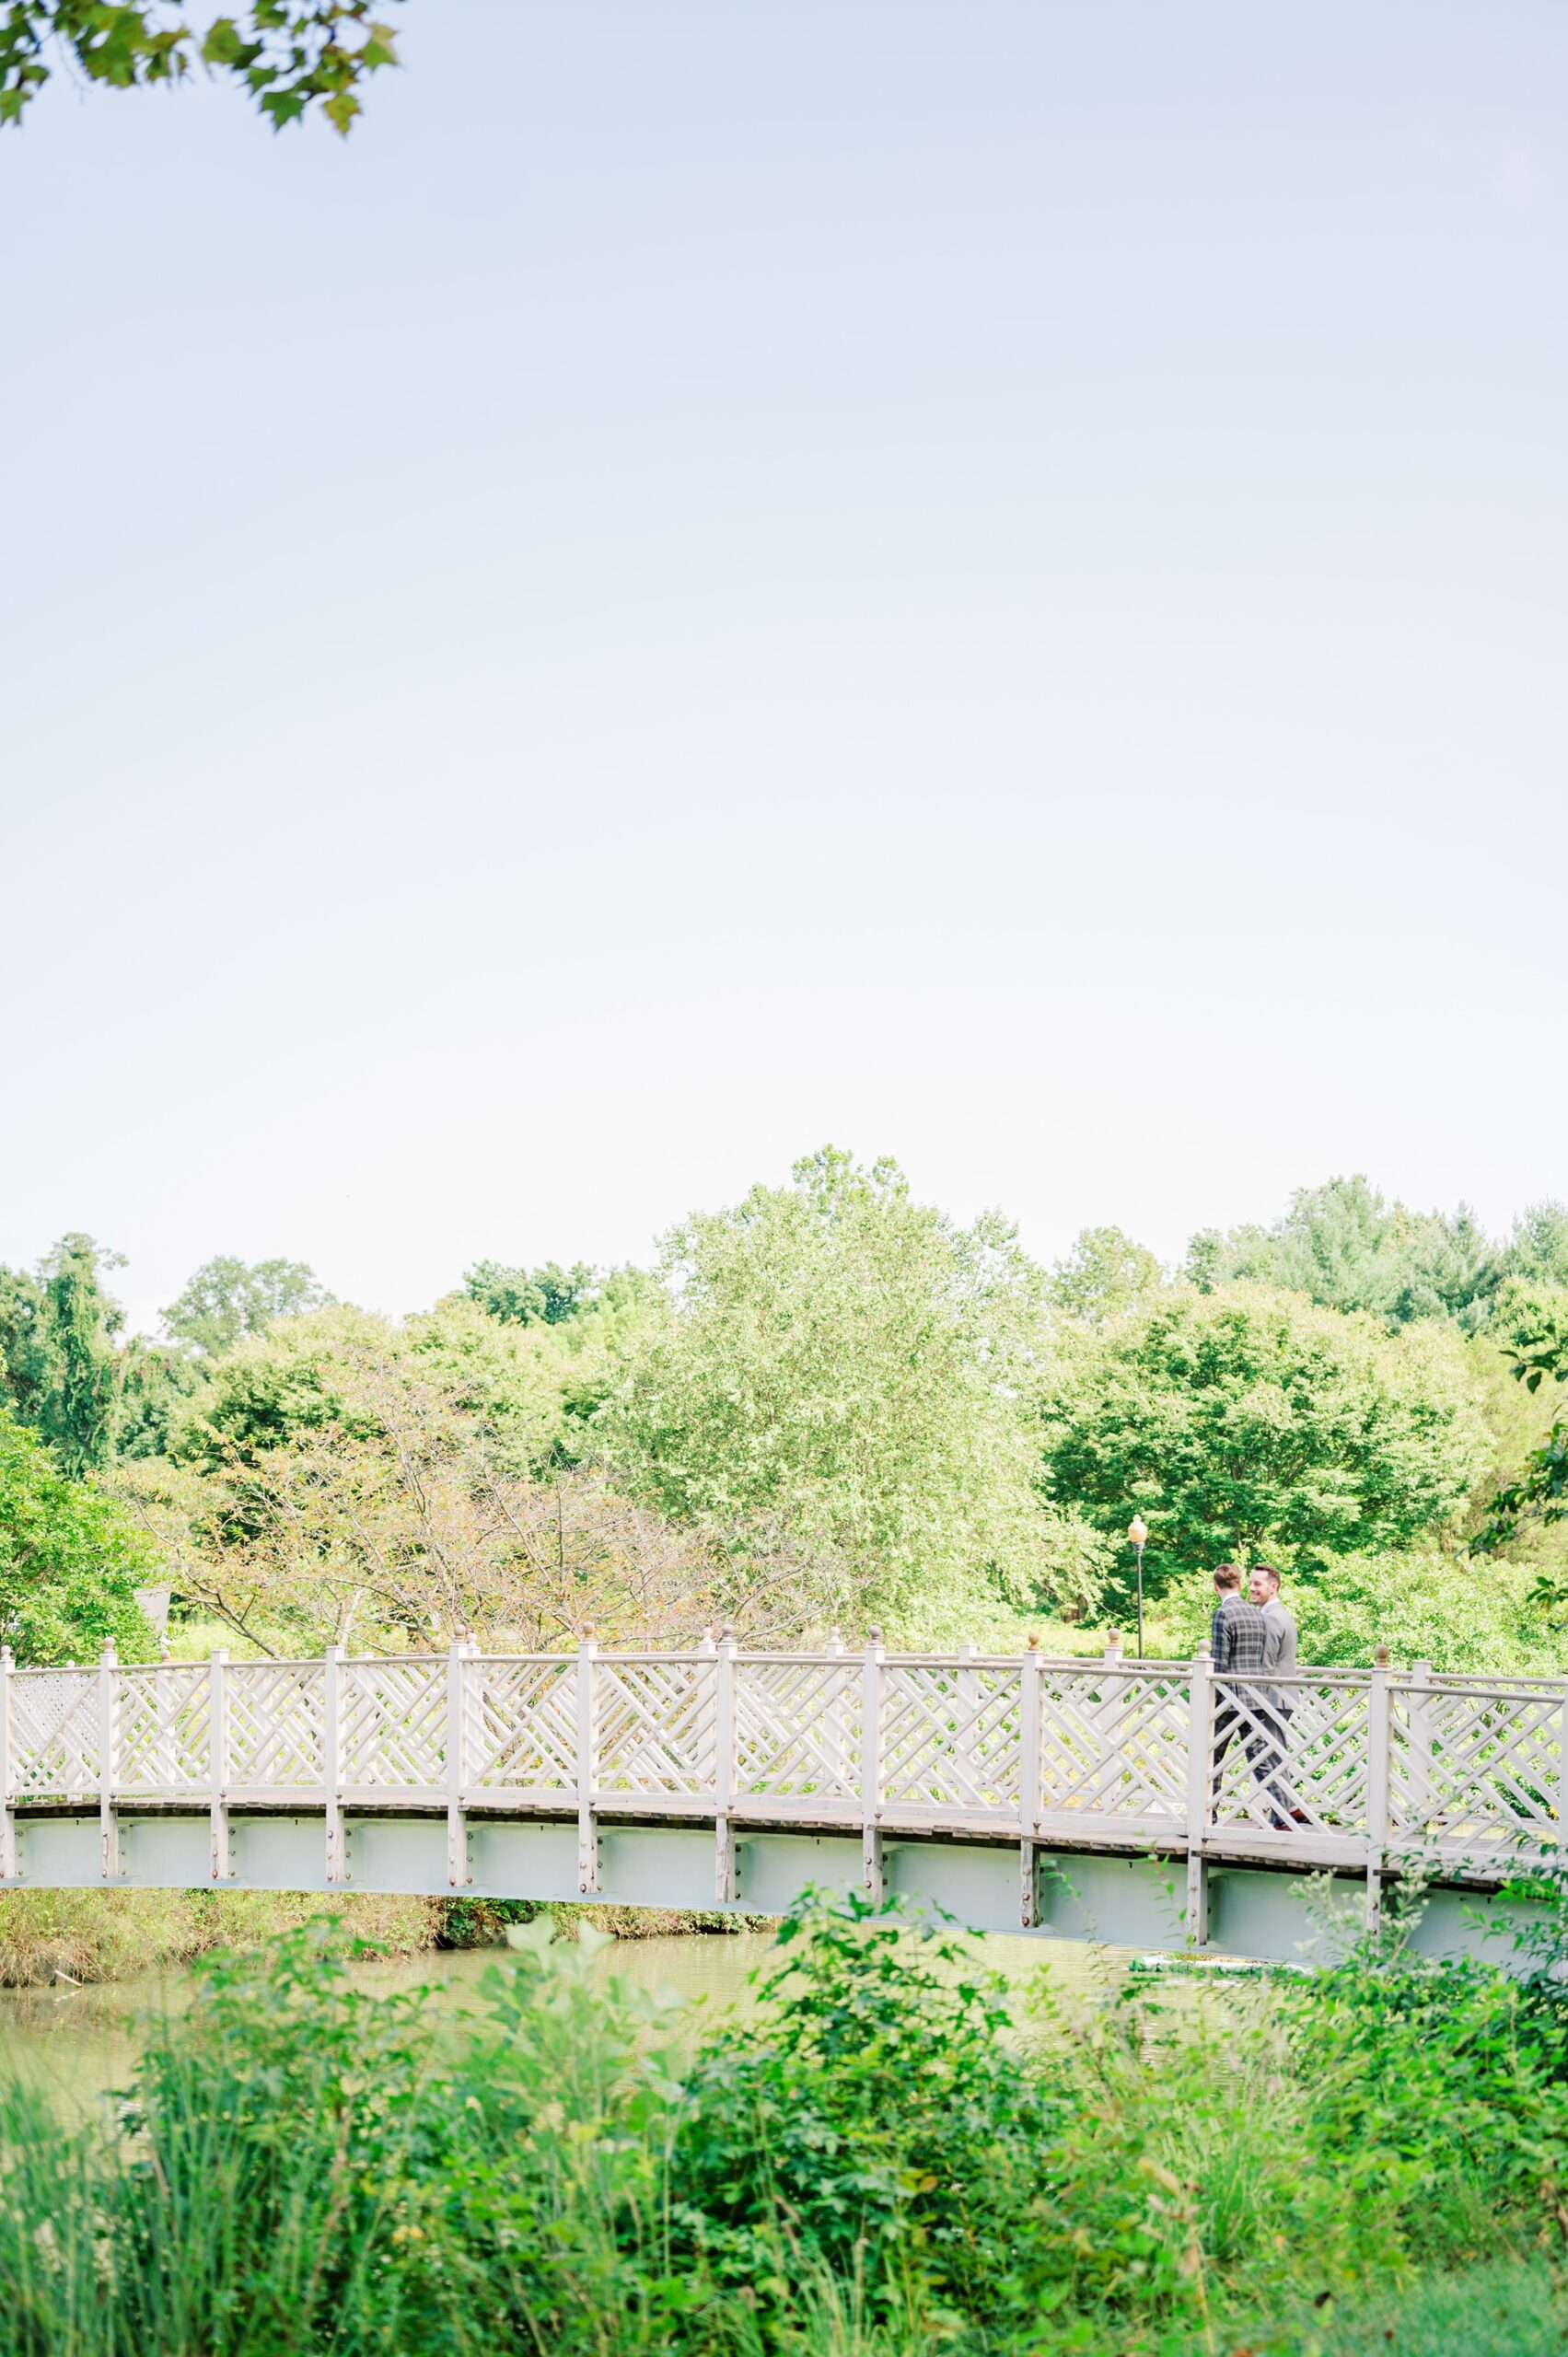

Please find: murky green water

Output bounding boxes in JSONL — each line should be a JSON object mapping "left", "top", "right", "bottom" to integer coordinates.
{"left": 0, "top": 1930, "right": 1161, "bottom": 2114}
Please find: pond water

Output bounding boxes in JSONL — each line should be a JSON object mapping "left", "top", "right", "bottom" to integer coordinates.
{"left": 0, "top": 1930, "right": 1171, "bottom": 2114}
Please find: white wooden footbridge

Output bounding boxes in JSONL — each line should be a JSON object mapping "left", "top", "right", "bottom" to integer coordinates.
{"left": 3, "top": 1633, "right": 1562, "bottom": 1965}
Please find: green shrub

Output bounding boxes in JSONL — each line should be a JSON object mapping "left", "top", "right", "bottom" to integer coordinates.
{"left": 3, "top": 1891, "right": 1568, "bottom": 2354}
{"left": 675, "top": 1894, "right": 1051, "bottom": 2328}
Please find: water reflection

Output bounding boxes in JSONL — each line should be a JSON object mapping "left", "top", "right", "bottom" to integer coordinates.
{"left": 0, "top": 1928, "right": 1146, "bottom": 2117}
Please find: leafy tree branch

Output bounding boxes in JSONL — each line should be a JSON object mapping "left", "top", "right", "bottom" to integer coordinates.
{"left": 0, "top": 1, "right": 400, "bottom": 133}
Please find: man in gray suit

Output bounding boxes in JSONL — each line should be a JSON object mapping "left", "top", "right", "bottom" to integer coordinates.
{"left": 1251, "top": 1562, "right": 1296, "bottom": 1678}
{"left": 1249, "top": 1563, "right": 1306, "bottom": 1827}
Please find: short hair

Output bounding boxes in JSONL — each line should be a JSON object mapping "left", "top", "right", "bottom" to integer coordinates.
{"left": 1213, "top": 1564, "right": 1242, "bottom": 1592}
{"left": 1252, "top": 1562, "right": 1282, "bottom": 1593}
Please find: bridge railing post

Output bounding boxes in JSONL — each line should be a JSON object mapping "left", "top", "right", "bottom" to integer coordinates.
{"left": 956, "top": 1640, "right": 978, "bottom": 1807}
{"left": 1019, "top": 1637, "right": 1042, "bottom": 1926}
{"left": 1365, "top": 1644, "right": 1390, "bottom": 1934}
{"left": 209, "top": 1649, "right": 230, "bottom": 1880}
{"left": 1183, "top": 1642, "right": 1213, "bottom": 1945}
{"left": 154, "top": 1641, "right": 176, "bottom": 1793}
{"left": 1, "top": 1644, "right": 15, "bottom": 1882}
{"left": 324, "top": 1643, "right": 345, "bottom": 1886}
{"left": 714, "top": 1629, "right": 738, "bottom": 1904}
{"left": 862, "top": 1628, "right": 886, "bottom": 1900}
{"left": 826, "top": 1625, "right": 846, "bottom": 1789}
{"left": 446, "top": 1634, "right": 470, "bottom": 1890}
{"left": 1403, "top": 1657, "right": 1434, "bottom": 1844}
{"left": 576, "top": 1628, "right": 599, "bottom": 1895}
{"left": 99, "top": 1642, "right": 120, "bottom": 1883}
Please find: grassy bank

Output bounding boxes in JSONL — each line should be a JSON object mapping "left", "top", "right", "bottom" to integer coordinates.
{"left": 0, "top": 1887, "right": 772, "bottom": 1988}
{"left": 4, "top": 1890, "right": 1568, "bottom": 2354}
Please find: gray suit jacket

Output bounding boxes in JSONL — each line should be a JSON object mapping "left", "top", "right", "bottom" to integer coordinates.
{"left": 1261, "top": 1596, "right": 1298, "bottom": 1714}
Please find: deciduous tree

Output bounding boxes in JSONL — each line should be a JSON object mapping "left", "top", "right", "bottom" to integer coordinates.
{"left": 1050, "top": 1226, "right": 1164, "bottom": 1325}
{"left": 1471, "top": 1292, "right": 1568, "bottom": 1595}
{"left": 1041, "top": 1283, "right": 1489, "bottom": 1596}
{"left": 603, "top": 1147, "right": 1105, "bottom": 1635}
{"left": 145, "top": 1321, "right": 812, "bottom": 1651}
{"left": 0, "top": 1401, "right": 155, "bottom": 1661}
{"left": 161, "top": 1255, "right": 332, "bottom": 1358}
{"left": 0, "top": 1232, "right": 125, "bottom": 1475}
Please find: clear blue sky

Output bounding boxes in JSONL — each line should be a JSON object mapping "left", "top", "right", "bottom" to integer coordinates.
{"left": 3, "top": 4, "right": 1565, "bottom": 1330}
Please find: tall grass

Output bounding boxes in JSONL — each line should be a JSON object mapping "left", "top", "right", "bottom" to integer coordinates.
{"left": 1, "top": 1893, "right": 1566, "bottom": 2354}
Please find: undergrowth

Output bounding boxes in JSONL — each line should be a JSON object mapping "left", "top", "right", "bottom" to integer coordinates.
{"left": 2, "top": 1889, "right": 1568, "bottom": 2353}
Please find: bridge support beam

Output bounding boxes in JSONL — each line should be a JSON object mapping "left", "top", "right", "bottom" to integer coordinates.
{"left": 715, "top": 1817, "right": 738, "bottom": 1903}
{"left": 1020, "top": 1840, "right": 1040, "bottom": 1928}
{"left": 1185, "top": 1851, "right": 1209, "bottom": 1945}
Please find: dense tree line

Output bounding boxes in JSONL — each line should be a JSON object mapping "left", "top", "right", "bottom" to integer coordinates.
{"left": 1, "top": 1160, "right": 1564, "bottom": 1665}
{"left": 1185, "top": 1174, "right": 1568, "bottom": 1331}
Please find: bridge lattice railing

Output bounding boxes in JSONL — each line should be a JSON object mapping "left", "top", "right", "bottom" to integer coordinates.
{"left": 3, "top": 1640, "right": 1564, "bottom": 1871}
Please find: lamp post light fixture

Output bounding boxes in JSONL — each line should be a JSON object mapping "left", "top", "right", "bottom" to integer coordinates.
{"left": 1126, "top": 1515, "right": 1149, "bottom": 1659}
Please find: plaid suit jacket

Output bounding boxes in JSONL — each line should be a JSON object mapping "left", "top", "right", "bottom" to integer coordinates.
{"left": 1211, "top": 1595, "right": 1268, "bottom": 1709}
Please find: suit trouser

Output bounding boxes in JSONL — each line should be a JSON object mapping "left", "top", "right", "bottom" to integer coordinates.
{"left": 1212, "top": 1699, "right": 1293, "bottom": 1821}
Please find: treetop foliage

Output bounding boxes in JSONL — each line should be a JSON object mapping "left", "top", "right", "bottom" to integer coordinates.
{"left": 4, "top": 1158, "right": 1564, "bottom": 1666}
{"left": 1184, "top": 1173, "right": 1568, "bottom": 1334}
{"left": 0, "top": 1, "right": 401, "bottom": 133}
{"left": 1049, "top": 1224, "right": 1164, "bottom": 1324}
{"left": 461, "top": 1257, "right": 656, "bottom": 1337}
{"left": 1042, "top": 1282, "right": 1489, "bottom": 1594}
{"left": 161, "top": 1254, "right": 332, "bottom": 1357}
{"left": 1504, "top": 1201, "right": 1568, "bottom": 1296}
{"left": 464, "top": 1258, "right": 598, "bottom": 1328}
{"left": 0, "top": 1230, "right": 125, "bottom": 1476}
{"left": 600, "top": 1145, "right": 1104, "bottom": 1634}
{"left": 168, "top": 1293, "right": 634, "bottom": 1484}
{"left": 0, "top": 1238, "right": 335, "bottom": 1482}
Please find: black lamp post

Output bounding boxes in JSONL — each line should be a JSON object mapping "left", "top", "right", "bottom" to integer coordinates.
{"left": 1127, "top": 1515, "right": 1149, "bottom": 1658}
